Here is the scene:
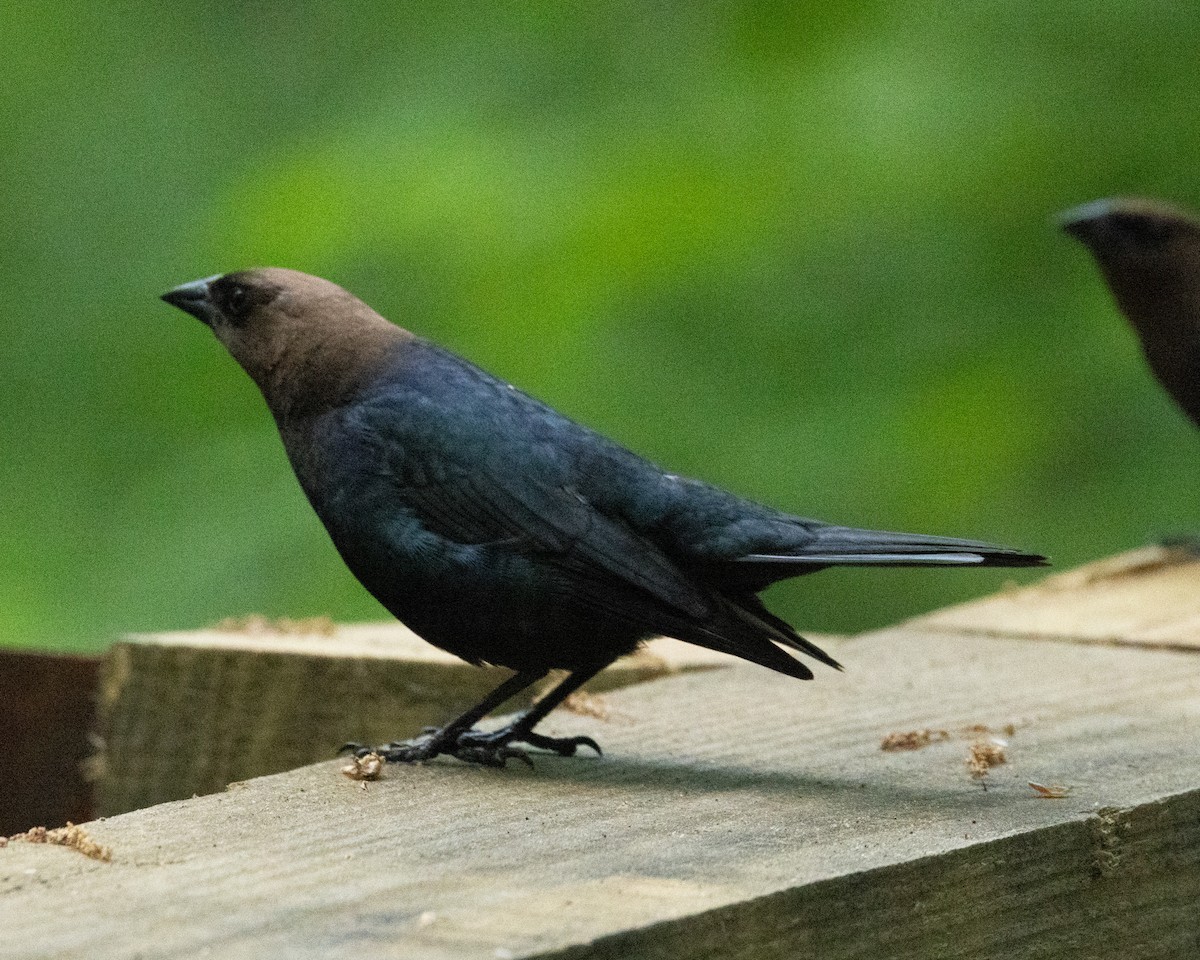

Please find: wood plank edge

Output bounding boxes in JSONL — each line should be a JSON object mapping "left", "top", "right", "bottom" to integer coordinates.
{"left": 537, "top": 788, "right": 1200, "bottom": 960}
{"left": 916, "top": 623, "right": 1200, "bottom": 656}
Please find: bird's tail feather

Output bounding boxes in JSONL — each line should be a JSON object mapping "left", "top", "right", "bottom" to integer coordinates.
{"left": 729, "top": 593, "right": 842, "bottom": 670}
{"left": 671, "top": 594, "right": 840, "bottom": 681}
{"left": 741, "top": 526, "right": 1047, "bottom": 569}
{"left": 671, "top": 527, "right": 1043, "bottom": 680}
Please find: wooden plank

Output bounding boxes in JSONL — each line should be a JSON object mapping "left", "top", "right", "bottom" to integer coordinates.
{"left": 5, "top": 621, "right": 1199, "bottom": 959}
{"left": 0, "top": 650, "right": 98, "bottom": 834}
{"left": 95, "top": 623, "right": 743, "bottom": 816}
{"left": 918, "top": 543, "right": 1200, "bottom": 650}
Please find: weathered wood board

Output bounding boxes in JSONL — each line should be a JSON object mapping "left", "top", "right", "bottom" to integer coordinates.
{"left": 919, "top": 543, "right": 1200, "bottom": 649}
{"left": 5, "top": 614, "right": 1200, "bottom": 959}
{"left": 95, "top": 624, "right": 742, "bottom": 816}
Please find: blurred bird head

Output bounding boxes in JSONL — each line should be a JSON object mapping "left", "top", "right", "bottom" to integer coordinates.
{"left": 161, "top": 268, "right": 403, "bottom": 401}
{"left": 1059, "top": 196, "right": 1200, "bottom": 428}
{"left": 1058, "top": 197, "right": 1200, "bottom": 277}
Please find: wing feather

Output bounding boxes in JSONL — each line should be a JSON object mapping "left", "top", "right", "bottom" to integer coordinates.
{"left": 355, "top": 397, "right": 712, "bottom": 620}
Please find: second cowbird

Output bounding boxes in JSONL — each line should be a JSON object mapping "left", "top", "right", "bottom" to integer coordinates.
{"left": 1061, "top": 196, "right": 1200, "bottom": 429}
{"left": 163, "top": 269, "right": 1044, "bottom": 767}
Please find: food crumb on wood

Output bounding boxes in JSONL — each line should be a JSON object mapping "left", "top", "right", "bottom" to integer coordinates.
{"left": 4, "top": 822, "right": 112, "bottom": 862}
{"left": 342, "top": 752, "right": 384, "bottom": 782}
{"left": 213, "top": 613, "right": 337, "bottom": 636}
{"left": 967, "top": 739, "right": 1008, "bottom": 780}
{"left": 880, "top": 729, "right": 951, "bottom": 752}
{"left": 1028, "top": 781, "right": 1071, "bottom": 799}
{"left": 961, "top": 723, "right": 1017, "bottom": 737}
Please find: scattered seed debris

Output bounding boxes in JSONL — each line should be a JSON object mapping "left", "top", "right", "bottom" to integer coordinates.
{"left": 967, "top": 740, "right": 1008, "bottom": 780}
{"left": 214, "top": 614, "right": 337, "bottom": 636}
{"left": 342, "top": 752, "right": 384, "bottom": 782}
{"left": 880, "top": 729, "right": 951, "bottom": 752}
{"left": 961, "top": 723, "right": 1017, "bottom": 737}
{"left": 1028, "top": 781, "right": 1071, "bottom": 799}
{"left": 881, "top": 722, "right": 1020, "bottom": 787}
{"left": 4, "top": 822, "right": 112, "bottom": 862}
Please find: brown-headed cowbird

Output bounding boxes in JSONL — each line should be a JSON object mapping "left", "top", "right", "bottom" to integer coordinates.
{"left": 1060, "top": 197, "right": 1200, "bottom": 429}
{"left": 162, "top": 269, "right": 1044, "bottom": 767}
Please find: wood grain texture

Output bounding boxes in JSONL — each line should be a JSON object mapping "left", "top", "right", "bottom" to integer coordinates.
{"left": 6, "top": 619, "right": 1200, "bottom": 959}
{"left": 95, "top": 625, "right": 740, "bottom": 816}
{"left": 918, "top": 544, "right": 1200, "bottom": 650}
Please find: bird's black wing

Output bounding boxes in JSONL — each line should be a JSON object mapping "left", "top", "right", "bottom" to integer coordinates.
{"left": 346, "top": 384, "right": 713, "bottom": 622}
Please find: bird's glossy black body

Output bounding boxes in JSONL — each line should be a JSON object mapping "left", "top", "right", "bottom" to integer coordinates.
{"left": 280, "top": 338, "right": 1036, "bottom": 678}
{"left": 163, "top": 268, "right": 1045, "bottom": 766}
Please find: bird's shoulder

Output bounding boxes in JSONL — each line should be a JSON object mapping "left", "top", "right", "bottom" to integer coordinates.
{"left": 332, "top": 340, "right": 639, "bottom": 483}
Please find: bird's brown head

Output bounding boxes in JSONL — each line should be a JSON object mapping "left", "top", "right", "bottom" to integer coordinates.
{"left": 1059, "top": 197, "right": 1200, "bottom": 277}
{"left": 162, "top": 268, "right": 408, "bottom": 416}
{"left": 1059, "top": 197, "right": 1200, "bottom": 428}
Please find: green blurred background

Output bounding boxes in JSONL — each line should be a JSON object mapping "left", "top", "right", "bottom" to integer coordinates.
{"left": 3, "top": 1, "right": 1197, "bottom": 653}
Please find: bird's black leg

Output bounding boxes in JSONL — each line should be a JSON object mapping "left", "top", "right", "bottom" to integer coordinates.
{"left": 342, "top": 662, "right": 613, "bottom": 768}
{"left": 343, "top": 669, "right": 545, "bottom": 765}
{"left": 453, "top": 661, "right": 611, "bottom": 765}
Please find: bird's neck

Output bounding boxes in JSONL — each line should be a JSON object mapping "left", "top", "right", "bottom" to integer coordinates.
{"left": 1112, "top": 274, "right": 1200, "bottom": 350}
{"left": 1109, "top": 272, "right": 1200, "bottom": 423}
{"left": 254, "top": 318, "right": 411, "bottom": 426}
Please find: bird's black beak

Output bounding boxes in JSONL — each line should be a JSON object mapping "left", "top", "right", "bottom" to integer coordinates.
{"left": 162, "top": 275, "right": 223, "bottom": 325}
{"left": 1056, "top": 200, "right": 1114, "bottom": 242}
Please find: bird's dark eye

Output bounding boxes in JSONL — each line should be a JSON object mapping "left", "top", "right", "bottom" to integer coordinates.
{"left": 224, "top": 284, "right": 252, "bottom": 324}
{"left": 210, "top": 273, "right": 278, "bottom": 326}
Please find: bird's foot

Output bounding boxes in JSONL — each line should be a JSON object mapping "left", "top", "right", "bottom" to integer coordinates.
{"left": 456, "top": 727, "right": 603, "bottom": 764}
{"left": 339, "top": 733, "right": 460, "bottom": 765}
{"left": 339, "top": 727, "right": 602, "bottom": 768}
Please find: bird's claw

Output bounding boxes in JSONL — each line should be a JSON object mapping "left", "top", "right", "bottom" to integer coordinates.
{"left": 520, "top": 732, "right": 603, "bottom": 757}
{"left": 456, "top": 744, "right": 535, "bottom": 768}
{"left": 336, "top": 737, "right": 438, "bottom": 762}
{"left": 375, "top": 731, "right": 533, "bottom": 767}
{"left": 454, "top": 728, "right": 601, "bottom": 762}
{"left": 337, "top": 727, "right": 602, "bottom": 768}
